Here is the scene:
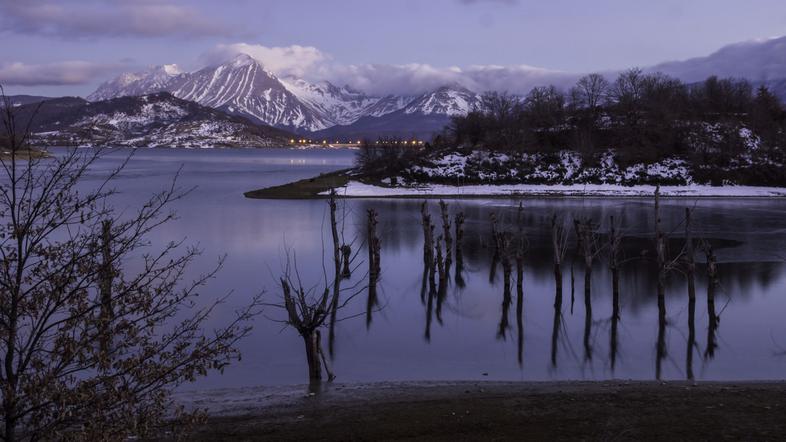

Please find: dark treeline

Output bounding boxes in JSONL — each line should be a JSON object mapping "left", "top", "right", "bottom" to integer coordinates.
{"left": 447, "top": 70, "right": 786, "bottom": 181}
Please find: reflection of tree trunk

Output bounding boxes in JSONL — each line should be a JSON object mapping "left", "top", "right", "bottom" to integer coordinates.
{"left": 656, "top": 298, "right": 667, "bottom": 381}
{"left": 551, "top": 272, "right": 562, "bottom": 369}
{"left": 687, "top": 296, "right": 696, "bottom": 380}
{"left": 516, "top": 255, "right": 524, "bottom": 366}
{"left": 497, "top": 249, "right": 512, "bottom": 339}
{"left": 705, "top": 246, "right": 719, "bottom": 360}
{"left": 610, "top": 266, "right": 620, "bottom": 371}
{"left": 570, "top": 262, "right": 575, "bottom": 315}
{"left": 583, "top": 268, "right": 592, "bottom": 362}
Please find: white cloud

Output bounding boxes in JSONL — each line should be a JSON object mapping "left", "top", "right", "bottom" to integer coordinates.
{"left": 0, "top": 0, "right": 233, "bottom": 38}
{"left": 0, "top": 61, "right": 118, "bottom": 86}
{"left": 200, "top": 42, "right": 574, "bottom": 96}
{"left": 201, "top": 43, "right": 329, "bottom": 79}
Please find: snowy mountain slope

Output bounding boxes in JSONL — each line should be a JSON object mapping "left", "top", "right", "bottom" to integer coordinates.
{"left": 313, "top": 84, "right": 481, "bottom": 140}
{"left": 403, "top": 84, "right": 480, "bottom": 116}
{"left": 165, "top": 54, "right": 332, "bottom": 132}
{"left": 15, "top": 92, "right": 292, "bottom": 148}
{"left": 280, "top": 78, "right": 380, "bottom": 126}
{"left": 87, "top": 56, "right": 480, "bottom": 133}
{"left": 87, "top": 64, "right": 184, "bottom": 102}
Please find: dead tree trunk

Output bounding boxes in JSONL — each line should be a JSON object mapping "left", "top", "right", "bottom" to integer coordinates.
{"left": 609, "top": 216, "right": 622, "bottom": 372}
{"left": 340, "top": 245, "right": 352, "bottom": 278}
{"left": 654, "top": 186, "right": 667, "bottom": 322}
{"left": 328, "top": 192, "right": 341, "bottom": 357}
{"left": 516, "top": 253, "right": 524, "bottom": 366}
{"left": 454, "top": 212, "right": 465, "bottom": 287}
{"left": 439, "top": 200, "right": 453, "bottom": 273}
{"left": 685, "top": 208, "right": 696, "bottom": 302}
{"left": 435, "top": 236, "right": 448, "bottom": 324}
{"left": 575, "top": 219, "right": 597, "bottom": 361}
{"left": 421, "top": 202, "right": 434, "bottom": 266}
{"left": 489, "top": 212, "right": 500, "bottom": 283}
{"left": 704, "top": 244, "right": 719, "bottom": 360}
{"left": 497, "top": 233, "right": 512, "bottom": 339}
{"left": 366, "top": 209, "right": 380, "bottom": 328}
{"left": 281, "top": 279, "right": 333, "bottom": 382}
{"left": 550, "top": 215, "right": 566, "bottom": 368}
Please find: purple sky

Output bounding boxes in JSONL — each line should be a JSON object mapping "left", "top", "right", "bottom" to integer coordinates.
{"left": 1, "top": 0, "right": 785, "bottom": 96}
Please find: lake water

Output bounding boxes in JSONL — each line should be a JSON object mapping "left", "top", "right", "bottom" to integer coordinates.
{"left": 71, "top": 147, "right": 786, "bottom": 388}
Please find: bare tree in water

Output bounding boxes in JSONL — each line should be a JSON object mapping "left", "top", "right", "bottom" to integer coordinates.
{"left": 0, "top": 88, "right": 261, "bottom": 441}
{"left": 268, "top": 193, "right": 366, "bottom": 383}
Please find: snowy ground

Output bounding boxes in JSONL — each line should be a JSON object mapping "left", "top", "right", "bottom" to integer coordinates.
{"left": 326, "top": 181, "right": 786, "bottom": 198}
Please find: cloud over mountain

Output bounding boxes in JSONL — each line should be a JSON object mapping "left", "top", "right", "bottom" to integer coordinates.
{"left": 200, "top": 43, "right": 572, "bottom": 96}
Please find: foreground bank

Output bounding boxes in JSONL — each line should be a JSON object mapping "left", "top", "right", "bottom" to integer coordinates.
{"left": 180, "top": 381, "right": 786, "bottom": 440}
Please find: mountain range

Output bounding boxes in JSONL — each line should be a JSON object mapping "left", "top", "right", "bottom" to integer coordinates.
{"left": 88, "top": 53, "right": 482, "bottom": 138}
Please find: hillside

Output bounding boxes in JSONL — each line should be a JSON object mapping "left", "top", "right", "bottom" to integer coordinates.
{"left": 9, "top": 92, "right": 293, "bottom": 148}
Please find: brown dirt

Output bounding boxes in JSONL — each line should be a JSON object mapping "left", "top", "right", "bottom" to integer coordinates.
{"left": 243, "top": 169, "right": 351, "bottom": 199}
{"left": 186, "top": 381, "right": 786, "bottom": 441}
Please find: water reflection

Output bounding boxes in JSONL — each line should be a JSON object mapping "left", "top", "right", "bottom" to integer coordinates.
{"left": 69, "top": 149, "right": 786, "bottom": 387}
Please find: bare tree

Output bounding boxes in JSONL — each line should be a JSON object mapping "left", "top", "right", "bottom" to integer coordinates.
{"left": 0, "top": 89, "right": 260, "bottom": 441}
{"left": 570, "top": 73, "right": 610, "bottom": 111}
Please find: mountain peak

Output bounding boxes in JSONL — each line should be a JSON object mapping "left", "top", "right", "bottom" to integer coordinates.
{"left": 226, "top": 53, "right": 260, "bottom": 69}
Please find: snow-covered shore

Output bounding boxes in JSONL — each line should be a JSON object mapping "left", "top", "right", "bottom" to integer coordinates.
{"left": 326, "top": 181, "right": 786, "bottom": 198}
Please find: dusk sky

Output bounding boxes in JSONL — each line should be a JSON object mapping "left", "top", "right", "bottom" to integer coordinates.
{"left": 2, "top": 0, "right": 785, "bottom": 96}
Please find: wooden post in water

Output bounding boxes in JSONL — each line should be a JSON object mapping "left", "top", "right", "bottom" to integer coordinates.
{"left": 497, "top": 233, "right": 513, "bottom": 339}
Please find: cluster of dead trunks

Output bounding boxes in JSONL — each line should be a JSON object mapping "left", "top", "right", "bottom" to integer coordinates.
{"left": 278, "top": 192, "right": 381, "bottom": 383}
{"left": 547, "top": 186, "right": 720, "bottom": 379}
{"left": 280, "top": 186, "right": 722, "bottom": 383}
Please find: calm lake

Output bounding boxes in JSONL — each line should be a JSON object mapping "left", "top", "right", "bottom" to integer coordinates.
{"left": 70, "top": 147, "right": 786, "bottom": 389}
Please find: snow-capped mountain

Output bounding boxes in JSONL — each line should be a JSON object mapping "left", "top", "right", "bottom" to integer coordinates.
{"left": 280, "top": 78, "right": 380, "bottom": 126}
{"left": 164, "top": 54, "right": 333, "bottom": 132}
{"left": 363, "top": 94, "right": 416, "bottom": 118}
{"left": 19, "top": 92, "right": 292, "bottom": 148}
{"left": 88, "top": 64, "right": 183, "bottom": 102}
{"left": 87, "top": 54, "right": 481, "bottom": 133}
{"left": 402, "top": 84, "right": 480, "bottom": 116}
{"left": 313, "top": 84, "right": 481, "bottom": 140}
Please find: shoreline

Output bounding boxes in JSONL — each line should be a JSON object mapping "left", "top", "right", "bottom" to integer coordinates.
{"left": 245, "top": 172, "right": 786, "bottom": 199}
{"left": 182, "top": 380, "right": 786, "bottom": 440}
